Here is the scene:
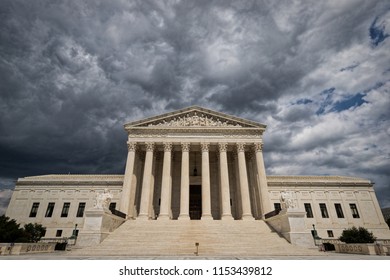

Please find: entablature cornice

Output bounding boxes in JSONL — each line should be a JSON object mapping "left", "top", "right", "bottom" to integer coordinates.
{"left": 16, "top": 174, "right": 125, "bottom": 187}
{"left": 126, "top": 127, "right": 264, "bottom": 139}
{"left": 16, "top": 181, "right": 124, "bottom": 187}
{"left": 266, "top": 176, "right": 373, "bottom": 188}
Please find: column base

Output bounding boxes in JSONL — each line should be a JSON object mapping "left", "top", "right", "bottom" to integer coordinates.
{"left": 137, "top": 214, "right": 151, "bottom": 220}
{"left": 178, "top": 214, "right": 190, "bottom": 220}
{"left": 241, "top": 214, "right": 254, "bottom": 220}
{"left": 158, "top": 214, "right": 171, "bottom": 220}
{"left": 221, "top": 214, "right": 234, "bottom": 220}
{"left": 201, "top": 215, "right": 213, "bottom": 220}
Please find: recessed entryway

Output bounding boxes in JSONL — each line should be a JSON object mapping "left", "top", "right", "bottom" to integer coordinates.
{"left": 189, "top": 185, "right": 202, "bottom": 220}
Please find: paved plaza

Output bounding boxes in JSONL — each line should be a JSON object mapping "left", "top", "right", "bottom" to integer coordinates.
{"left": 1, "top": 250, "right": 390, "bottom": 260}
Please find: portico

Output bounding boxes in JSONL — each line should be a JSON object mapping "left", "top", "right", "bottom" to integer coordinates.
{"left": 119, "top": 106, "right": 272, "bottom": 221}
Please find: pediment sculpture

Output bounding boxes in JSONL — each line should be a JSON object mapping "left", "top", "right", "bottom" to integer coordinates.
{"left": 147, "top": 112, "right": 242, "bottom": 127}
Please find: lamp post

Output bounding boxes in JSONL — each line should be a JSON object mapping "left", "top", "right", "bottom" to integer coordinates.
{"left": 311, "top": 224, "right": 321, "bottom": 246}
{"left": 194, "top": 242, "right": 199, "bottom": 256}
{"left": 71, "top": 224, "right": 78, "bottom": 245}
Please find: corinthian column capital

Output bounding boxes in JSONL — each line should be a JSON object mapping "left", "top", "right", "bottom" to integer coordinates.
{"left": 218, "top": 142, "right": 228, "bottom": 153}
{"left": 253, "top": 142, "right": 263, "bottom": 152}
{"left": 145, "top": 142, "right": 155, "bottom": 152}
{"left": 163, "top": 142, "right": 173, "bottom": 152}
{"left": 201, "top": 142, "right": 210, "bottom": 152}
{"left": 127, "top": 141, "right": 137, "bottom": 152}
{"left": 181, "top": 142, "right": 190, "bottom": 152}
{"left": 236, "top": 142, "right": 246, "bottom": 152}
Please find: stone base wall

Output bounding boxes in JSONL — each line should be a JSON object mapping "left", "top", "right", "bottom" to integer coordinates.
{"left": 0, "top": 243, "right": 56, "bottom": 255}
{"left": 334, "top": 243, "right": 390, "bottom": 255}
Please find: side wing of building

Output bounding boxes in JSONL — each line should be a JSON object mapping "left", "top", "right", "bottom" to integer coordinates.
{"left": 267, "top": 176, "right": 390, "bottom": 239}
{"left": 5, "top": 175, "right": 124, "bottom": 239}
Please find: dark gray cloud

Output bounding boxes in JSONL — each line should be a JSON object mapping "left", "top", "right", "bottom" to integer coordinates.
{"left": 0, "top": 0, "right": 389, "bottom": 214}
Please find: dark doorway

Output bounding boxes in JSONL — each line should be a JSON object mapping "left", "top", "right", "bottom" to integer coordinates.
{"left": 190, "top": 185, "right": 202, "bottom": 220}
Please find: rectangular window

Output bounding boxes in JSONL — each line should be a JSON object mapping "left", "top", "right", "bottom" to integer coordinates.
{"left": 45, "top": 202, "right": 55, "bottom": 217}
{"left": 350, "top": 203, "right": 360, "bottom": 218}
{"left": 56, "top": 230, "right": 63, "bottom": 237}
{"left": 76, "top": 202, "right": 86, "bottom": 217}
{"left": 327, "top": 230, "right": 334, "bottom": 237}
{"left": 61, "top": 202, "right": 70, "bottom": 217}
{"left": 304, "top": 203, "right": 314, "bottom": 218}
{"left": 320, "top": 203, "right": 329, "bottom": 218}
{"left": 274, "top": 203, "right": 281, "bottom": 212}
{"left": 29, "top": 202, "right": 40, "bottom": 217}
{"left": 335, "top": 203, "right": 344, "bottom": 218}
{"left": 109, "top": 202, "right": 117, "bottom": 211}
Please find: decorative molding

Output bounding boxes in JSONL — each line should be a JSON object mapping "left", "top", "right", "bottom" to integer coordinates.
{"left": 127, "top": 129, "right": 263, "bottom": 139}
{"left": 19, "top": 174, "right": 124, "bottom": 181}
{"left": 266, "top": 176, "right": 371, "bottom": 183}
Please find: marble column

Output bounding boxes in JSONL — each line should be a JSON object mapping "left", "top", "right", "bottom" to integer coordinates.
{"left": 179, "top": 143, "right": 190, "bottom": 219}
{"left": 237, "top": 143, "right": 253, "bottom": 220}
{"left": 253, "top": 142, "right": 272, "bottom": 218}
{"left": 138, "top": 142, "right": 155, "bottom": 219}
{"left": 120, "top": 141, "right": 137, "bottom": 218}
{"left": 219, "top": 143, "right": 233, "bottom": 219}
{"left": 201, "top": 142, "right": 212, "bottom": 219}
{"left": 247, "top": 153, "right": 260, "bottom": 219}
{"left": 159, "top": 142, "right": 172, "bottom": 220}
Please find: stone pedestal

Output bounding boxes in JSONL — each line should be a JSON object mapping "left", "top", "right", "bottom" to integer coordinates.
{"left": 265, "top": 208, "right": 314, "bottom": 248}
{"left": 77, "top": 208, "right": 125, "bottom": 247}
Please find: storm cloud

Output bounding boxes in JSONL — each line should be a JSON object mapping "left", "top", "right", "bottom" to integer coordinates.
{"left": 0, "top": 0, "right": 389, "bottom": 214}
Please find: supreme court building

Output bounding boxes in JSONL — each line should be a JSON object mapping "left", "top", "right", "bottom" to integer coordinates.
{"left": 5, "top": 106, "right": 390, "bottom": 255}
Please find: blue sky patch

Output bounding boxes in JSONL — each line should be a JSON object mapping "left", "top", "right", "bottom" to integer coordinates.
{"left": 331, "top": 93, "right": 368, "bottom": 112}
{"left": 369, "top": 17, "right": 389, "bottom": 47}
{"left": 316, "top": 88, "right": 336, "bottom": 115}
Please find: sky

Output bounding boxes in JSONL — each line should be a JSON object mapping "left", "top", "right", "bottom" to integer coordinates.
{"left": 0, "top": 0, "right": 389, "bottom": 215}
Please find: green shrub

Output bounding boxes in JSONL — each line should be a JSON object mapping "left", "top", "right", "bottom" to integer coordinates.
{"left": 0, "top": 215, "right": 26, "bottom": 242}
{"left": 23, "top": 223, "right": 47, "bottom": 243}
{"left": 0, "top": 215, "right": 46, "bottom": 243}
{"left": 339, "top": 226, "right": 376, "bottom": 243}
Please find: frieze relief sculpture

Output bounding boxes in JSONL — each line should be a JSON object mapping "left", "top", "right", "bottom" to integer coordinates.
{"left": 147, "top": 112, "right": 242, "bottom": 127}
{"left": 94, "top": 188, "right": 113, "bottom": 210}
{"left": 280, "top": 191, "right": 297, "bottom": 209}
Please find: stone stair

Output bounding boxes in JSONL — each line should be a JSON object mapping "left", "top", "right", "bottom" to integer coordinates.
{"left": 70, "top": 219, "right": 322, "bottom": 256}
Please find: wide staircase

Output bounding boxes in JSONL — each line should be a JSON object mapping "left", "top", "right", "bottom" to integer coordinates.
{"left": 70, "top": 219, "right": 322, "bottom": 257}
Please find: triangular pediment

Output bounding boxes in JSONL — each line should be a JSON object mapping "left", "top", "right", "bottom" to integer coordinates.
{"left": 124, "top": 106, "right": 266, "bottom": 129}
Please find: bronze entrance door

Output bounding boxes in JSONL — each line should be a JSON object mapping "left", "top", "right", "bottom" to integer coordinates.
{"left": 189, "top": 185, "right": 202, "bottom": 220}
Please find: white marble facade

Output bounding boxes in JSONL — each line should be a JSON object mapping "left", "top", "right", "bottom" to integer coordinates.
{"left": 5, "top": 106, "right": 390, "bottom": 240}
